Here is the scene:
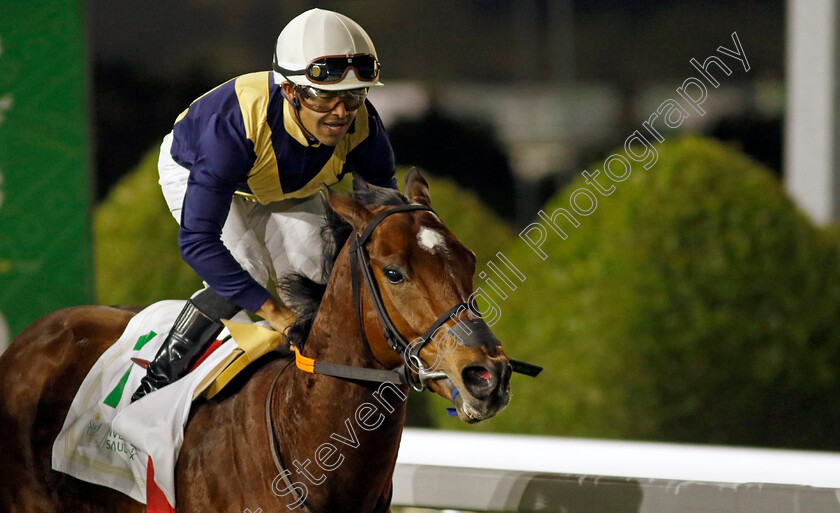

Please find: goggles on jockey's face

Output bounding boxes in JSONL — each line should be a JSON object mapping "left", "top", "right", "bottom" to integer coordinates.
{"left": 295, "top": 86, "right": 368, "bottom": 113}
{"left": 276, "top": 54, "right": 380, "bottom": 84}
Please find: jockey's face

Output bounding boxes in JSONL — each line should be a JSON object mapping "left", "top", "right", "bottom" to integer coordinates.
{"left": 282, "top": 82, "right": 358, "bottom": 147}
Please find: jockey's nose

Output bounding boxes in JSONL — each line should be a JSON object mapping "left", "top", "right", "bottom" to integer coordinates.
{"left": 331, "top": 101, "right": 348, "bottom": 117}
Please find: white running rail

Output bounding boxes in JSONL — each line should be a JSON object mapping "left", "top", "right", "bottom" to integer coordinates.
{"left": 392, "top": 428, "right": 840, "bottom": 512}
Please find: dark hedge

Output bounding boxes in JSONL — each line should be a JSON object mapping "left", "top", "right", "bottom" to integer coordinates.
{"left": 430, "top": 136, "right": 840, "bottom": 450}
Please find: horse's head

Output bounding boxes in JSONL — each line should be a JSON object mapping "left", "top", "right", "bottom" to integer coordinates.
{"left": 325, "top": 169, "right": 511, "bottom": 422}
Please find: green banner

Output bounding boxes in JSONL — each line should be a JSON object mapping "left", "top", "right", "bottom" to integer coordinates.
{"left": 0, "top": 1, "right": 94, "bottom": 350}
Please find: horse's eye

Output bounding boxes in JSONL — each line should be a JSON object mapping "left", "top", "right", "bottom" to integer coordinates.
{"left": 383, "top": 267, "right": 404, "bottom": 284}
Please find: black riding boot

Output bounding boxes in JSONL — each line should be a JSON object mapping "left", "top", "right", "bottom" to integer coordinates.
{"left": 130, "top": 289, "right": 240, "bottom": 403}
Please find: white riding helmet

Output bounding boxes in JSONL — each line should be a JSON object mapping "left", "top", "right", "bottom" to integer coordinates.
{"left": 273, "top": 8, "right": 384, "bottom": 91}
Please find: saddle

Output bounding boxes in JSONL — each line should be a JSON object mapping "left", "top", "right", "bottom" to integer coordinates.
{"left": 193, "top": 320, "right": 289, "bottom": 399}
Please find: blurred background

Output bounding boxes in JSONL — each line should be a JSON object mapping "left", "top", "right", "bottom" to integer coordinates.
{"left": 4, "top": 0, "right": 840, "bottom": 451}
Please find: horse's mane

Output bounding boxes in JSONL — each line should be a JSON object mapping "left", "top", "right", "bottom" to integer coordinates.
{"left": 278, "top": 179, "right": 409, "bottom": 349}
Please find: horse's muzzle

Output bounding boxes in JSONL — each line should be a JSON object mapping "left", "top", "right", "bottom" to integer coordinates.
{"left": 455, "top": 357, "right": 511, "bottom": 422}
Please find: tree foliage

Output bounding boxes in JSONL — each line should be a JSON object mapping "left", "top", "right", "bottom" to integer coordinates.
{"left": 94, "top": 149, "right": 202, "bottom": 306}
{"left": 429, "top": 136, "right": 840, "bottom": 450}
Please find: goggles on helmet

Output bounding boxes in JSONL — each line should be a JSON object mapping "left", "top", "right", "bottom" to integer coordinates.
{"left": 275, "top": 53, "right": 380, "bottom": 84}
{"left": 295, "top": 86, "right": 368, "bottom": 113}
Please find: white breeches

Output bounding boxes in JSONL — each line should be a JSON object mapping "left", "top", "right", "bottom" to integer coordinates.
{"left": 157, "top": 132, "right": 327, "bottom": 299}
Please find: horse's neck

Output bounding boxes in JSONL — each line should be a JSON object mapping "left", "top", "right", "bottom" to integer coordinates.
{"left": 304, "top": 247, "right": 389, "bottom": 368}
{"left": 274, "top": 248, "right": 408, "bottom": 510}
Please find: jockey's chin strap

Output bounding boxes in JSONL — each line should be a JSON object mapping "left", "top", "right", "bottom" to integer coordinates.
{"left": 290, "top": 203, "right": 542, "bottom": 391}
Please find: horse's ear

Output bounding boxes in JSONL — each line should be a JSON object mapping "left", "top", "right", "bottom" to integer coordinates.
{"left": 321, "top": 183, "right": 373, "bottom": 231}
{"left": 404, "top": 167, "right": 432, "bottom": 207}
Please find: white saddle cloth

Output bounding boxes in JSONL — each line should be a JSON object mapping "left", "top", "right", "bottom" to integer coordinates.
{"left": 51, "top": 300, "right": 253, "bottom": 507}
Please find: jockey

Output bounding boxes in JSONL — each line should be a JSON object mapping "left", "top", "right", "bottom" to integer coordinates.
{"left": 131, "top": 8, "right": 396, "bottom": 402}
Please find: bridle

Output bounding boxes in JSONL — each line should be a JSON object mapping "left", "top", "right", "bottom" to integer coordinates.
{"left": 287, "top": 202, "right": 541, "bottom": 389}
{"left": 348, "top": 203, "right": 494, "bottom": 391}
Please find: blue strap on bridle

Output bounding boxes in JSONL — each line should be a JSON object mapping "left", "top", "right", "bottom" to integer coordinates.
{"left": 446, "top": 388, "right": 460, "bottom": 417}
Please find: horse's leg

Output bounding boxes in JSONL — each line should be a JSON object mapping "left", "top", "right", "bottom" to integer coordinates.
{"left": 0, "top": 306, "right": 143, "bottom": 512}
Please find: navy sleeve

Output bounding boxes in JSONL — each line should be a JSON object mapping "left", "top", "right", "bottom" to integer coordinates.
{"left": 346, "top": 101, "right": 397, "bottom": 190}
{"left": 177, "top": 113, "right": 271, "bottom": 312}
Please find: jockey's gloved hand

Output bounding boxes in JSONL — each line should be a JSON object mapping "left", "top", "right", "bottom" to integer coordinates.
{"left": 256, "top": 296, "right": 296, "bottom": 334}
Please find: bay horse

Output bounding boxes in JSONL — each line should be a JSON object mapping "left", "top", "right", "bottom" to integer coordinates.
{"left": 0, "top": 170, "right": 513, "bottom": 512}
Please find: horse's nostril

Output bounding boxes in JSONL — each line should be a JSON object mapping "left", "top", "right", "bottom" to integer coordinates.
{"left": 462, "top": 365, "right": 497, "bottom": 399}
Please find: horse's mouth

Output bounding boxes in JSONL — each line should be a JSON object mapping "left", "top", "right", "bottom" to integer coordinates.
{"left": 452, "top": 383, "right": 510, "bottom": 423}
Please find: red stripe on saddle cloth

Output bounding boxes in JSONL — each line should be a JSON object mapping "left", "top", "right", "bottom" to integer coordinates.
{"left": 145, "top": 338, "right": 224, "bottom": 512}
{"left": 189, "top": 339, "right": 224, "bottom": 372}
{"left": 146, "top": 457, "right": 176, "bottom": 513}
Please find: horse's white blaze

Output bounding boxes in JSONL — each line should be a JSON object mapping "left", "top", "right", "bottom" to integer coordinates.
{"left": 418, "top": 227, "right": 445, "bottom": 253}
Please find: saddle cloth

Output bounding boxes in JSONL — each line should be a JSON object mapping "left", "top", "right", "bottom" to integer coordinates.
{"left": 51, "top": 300, "right": 284, "bottom": 508}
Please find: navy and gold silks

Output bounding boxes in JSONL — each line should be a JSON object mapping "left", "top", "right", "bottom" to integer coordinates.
{"left": 168, "top": 71, "right": 396, "bottom": 312}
